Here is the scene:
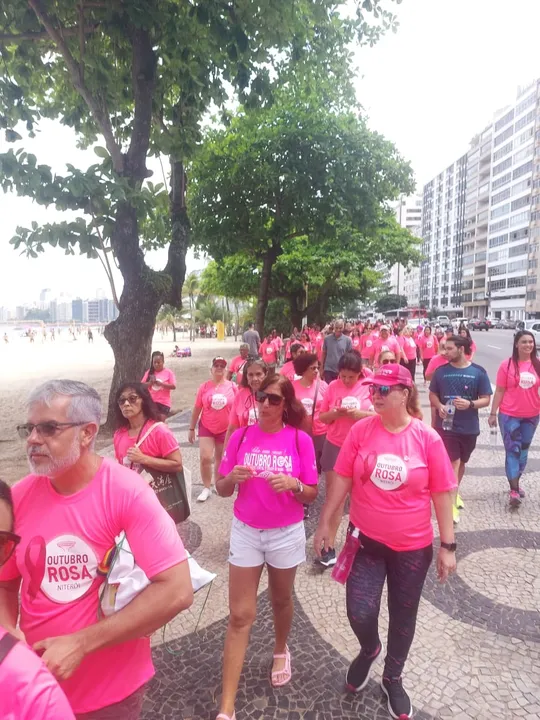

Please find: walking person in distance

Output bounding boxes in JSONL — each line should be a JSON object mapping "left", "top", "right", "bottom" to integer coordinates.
{"left": 242, "top": 323, "right": 261, "bottom": 357}
{"left": 321, "top": 320, "right": 353, "bottom": 384}
{"left": 429, "top": 336, "right": 492, "bottom": 524}
{"left": 489, "top": 330, "right": 540, "bottom": 507}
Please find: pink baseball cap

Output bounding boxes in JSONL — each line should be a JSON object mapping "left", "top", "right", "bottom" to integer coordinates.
{"left": 362, "top": 363, "right": 413, "bottom": 388}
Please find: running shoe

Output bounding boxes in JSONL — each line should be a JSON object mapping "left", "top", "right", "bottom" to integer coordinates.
{"left": 509, "top": 490, "right": 521, "bottom": 508}
{"left": 381, "top": 677, "right": 413, "bottom": 719}
{"left": 519, "top": 487, "right": 526, "bottom": 498}
{"left": 452, "top": 505, "right": 460, "bottom": 525}
{"left": 197, "top": 487, "right": 212, "bottom": 502}
{"left": 456, "top": 493, "right": 465, "bottom": 510}
{"left": 346, "top": 643, "right": 382, "bottom": 692}
{"left": 318, "top": 547, "right": 336, "bottom": 567}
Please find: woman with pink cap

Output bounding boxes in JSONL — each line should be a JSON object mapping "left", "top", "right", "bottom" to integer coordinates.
{"left": 314, "top": 364, "right": 456, "bottom": 720}
{"left": 189, "top": 357, "right": 237, "bottom": 502}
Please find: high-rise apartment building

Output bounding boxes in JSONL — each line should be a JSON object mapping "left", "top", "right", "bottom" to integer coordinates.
{"left": 421, "top": 79, "right": 540, "bottom": 320}
{"left": 420, "top": 156, "right": 467, "bottom": 312}
{"left": 376, "top": 194, "right": 422, "bottom": 302}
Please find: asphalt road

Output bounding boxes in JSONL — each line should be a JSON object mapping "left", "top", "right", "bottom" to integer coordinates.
{"left": 469, "top": 328, "right": 515, "bottom": 383}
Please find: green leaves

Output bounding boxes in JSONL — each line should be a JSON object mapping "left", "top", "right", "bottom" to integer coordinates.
{"left": 94, "top": 146, "right": 109, "bottom": 158}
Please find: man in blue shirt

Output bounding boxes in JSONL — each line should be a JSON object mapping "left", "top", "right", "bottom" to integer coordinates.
{"left": 429, "top": 335, "right": 492, "bottom": 524}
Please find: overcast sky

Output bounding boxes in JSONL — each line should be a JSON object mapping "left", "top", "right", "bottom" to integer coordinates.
{"left": 0, "top": 0, "right": 539, "bottom": 307}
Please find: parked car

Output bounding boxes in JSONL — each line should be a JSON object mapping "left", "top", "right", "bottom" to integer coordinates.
{"left": 469, "top": 318, "right": 490, "bottom": 331}
{"left": 495, "top": 319, "right": 517, "bottom": 329}
{"left": 436, "top": 315, "right": 450, "bottom": 325}
{"left": 514, "top": 320, "right": 540, "bottom": 349}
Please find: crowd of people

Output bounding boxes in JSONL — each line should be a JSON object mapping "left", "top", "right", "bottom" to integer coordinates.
{"left": 1, "top": 316, "right": 539, "bottom": 720}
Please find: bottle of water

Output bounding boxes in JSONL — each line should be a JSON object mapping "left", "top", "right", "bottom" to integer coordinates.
{"left": 442, "top": 400, "right": 455, "bottom": 431}
{"left": 489, "top": 427, "right": 498, "bottom": 446}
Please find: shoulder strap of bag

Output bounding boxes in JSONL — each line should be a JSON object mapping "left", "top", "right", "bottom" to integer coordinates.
{"left": 311, "top": 379, "right": 321, "bottom": 421}
{"left": 135, "top": 421, "right": 164, "bottom": 448}
{"left": 0, "top": 633, "right": 18, "bottom": 665}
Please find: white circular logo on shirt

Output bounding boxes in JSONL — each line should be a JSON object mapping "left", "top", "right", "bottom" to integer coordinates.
{"left": 519, "top": 371, "right": 536, "bottom": 390}
{"left": 248, "top": 408, "right": 258, "bottom": 425}
{"left": 151, "top": 383, "right": 161, "bottom": 392}
{"left": 266, "top": 346, "right": 273, "bottom": 354}
{"left": 370, "top": 454, "right": 408, "bottom": 491}
{"left": 211, "top": 393, "right": 228, "bottom": 410}
{"left": 41, "top": 534, "right": 98, "bottom": 604}
{"left": 426, "top": 341, "right": 433, "bottom": 348}
{"left": 381, "top": 344, "right": 390, "bottom": 352}
{"left": 301, "top": 398, "right": 314, "bottom": 413}
{"left": 341, "top": 396, "right": 360, "bottom": 410}
{"left": 366, "top": 340, "right": 372, "bottom": 347}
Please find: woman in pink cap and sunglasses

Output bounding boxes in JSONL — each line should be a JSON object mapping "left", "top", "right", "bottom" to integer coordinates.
{"left": 314, "top": 364, "right": 456, "bottom": 720}
{"left": 189, "top": 357, "right": 237, "bottom": 502}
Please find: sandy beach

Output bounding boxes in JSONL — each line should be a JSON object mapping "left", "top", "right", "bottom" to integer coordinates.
{"left": 0, "top": 330, "right": 242, "bottom": 485}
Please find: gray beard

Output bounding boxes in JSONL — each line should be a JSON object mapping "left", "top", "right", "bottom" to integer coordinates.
{"left": 27, "top": 436, "right": 82, "bottom": 478}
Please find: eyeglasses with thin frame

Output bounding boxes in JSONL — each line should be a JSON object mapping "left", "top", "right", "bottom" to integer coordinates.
{"left": 368, "top": 384, "right": 403, "bottom": 398}
{"left": 118, "top": 394, "right": 141, "bottom": 406}
{"left": 0, "top": 531, "right": 21, "bottom": 567}
{"left": 255, "top": 390, "right": 284, "bottom": 406}
{"left": 16, "top": 422, "right": 90, "bottom": 440}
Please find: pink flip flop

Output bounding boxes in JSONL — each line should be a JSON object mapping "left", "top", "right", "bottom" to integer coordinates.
{"left": 271, "top": 644, "right": 292, "bottom": 687}
{"left": 216, "top": 714, "right": 236, "bottom": 720}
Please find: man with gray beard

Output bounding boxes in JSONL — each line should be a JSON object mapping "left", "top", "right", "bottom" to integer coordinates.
{"left": 0, "top": 380, "right": 193, "bottom": 719}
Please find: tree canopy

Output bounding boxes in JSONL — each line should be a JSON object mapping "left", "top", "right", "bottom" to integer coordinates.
{"left": 0, "top": 0, "right": 402, "bottom": 420}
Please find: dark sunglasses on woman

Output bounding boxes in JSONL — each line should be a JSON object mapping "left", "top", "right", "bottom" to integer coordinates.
{"left": 0, "top": 531, "right": 20, "bottom": 567}
{"left": 368, "top": 384, "right": 402, "bottom": 397}
{"left": 255, "top": 390, "right": 284, "bottom": 406}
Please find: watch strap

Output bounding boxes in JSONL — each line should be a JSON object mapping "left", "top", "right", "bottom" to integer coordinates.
{"left": 440, "top": 541, "right": 457, "bottom": 551}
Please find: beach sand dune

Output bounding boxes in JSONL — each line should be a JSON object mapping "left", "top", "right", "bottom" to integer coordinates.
{"left": 0, "top": 331, "right": 241, "bottom": 484}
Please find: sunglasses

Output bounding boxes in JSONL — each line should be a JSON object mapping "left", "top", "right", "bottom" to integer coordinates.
{"left": 0, "top": 531, "right": 21, "bottom": 567}
{"left": 255, "top": 390, "right": 284, "bottom": 406}
{"left": 309, "top": 365, "right": 319, "bottom": 372}
{"left": 380, "top": 358, "right": 395, "bottom": 365}
{"left": 16, "top": 421, "right": 89, "bottom": 440}
{"left": 118, "top": 394, "right": 141, "bottom": 406}
{"left": 368, "top": 384, "right": 403, "bottom": 397}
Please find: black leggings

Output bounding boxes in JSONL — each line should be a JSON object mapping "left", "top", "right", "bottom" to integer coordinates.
{"left": 401, "top": 358, "right": 416, "bottom": 380}
{"left": 346, "top": 533, "right": 433, "bottom": 679}
{"left": 422, "top": 358, "right": 430, "bottom": 381}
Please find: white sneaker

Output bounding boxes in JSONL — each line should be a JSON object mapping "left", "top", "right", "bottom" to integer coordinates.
{"left": 197, "top": 487, "right": 212, "bottom": 502}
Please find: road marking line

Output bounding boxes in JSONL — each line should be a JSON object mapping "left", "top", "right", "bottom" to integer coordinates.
{"left": 488, "top": 345, "right": 501, "bottom": 349}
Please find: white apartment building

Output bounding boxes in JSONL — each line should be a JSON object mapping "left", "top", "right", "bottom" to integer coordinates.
{"left": 376, "top": 194, "right": 422, "bottom": 302}
{"left": 420, "top": 156, "right": 467, "bottom": 313}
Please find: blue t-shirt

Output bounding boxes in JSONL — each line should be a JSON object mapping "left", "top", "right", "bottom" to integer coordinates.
{"left": 430, "top": 362, "right": 492, "bottom": 435}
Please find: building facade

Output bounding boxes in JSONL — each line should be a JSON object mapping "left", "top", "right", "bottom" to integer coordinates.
{"left": 420, "top": 155, "right": 467, "bottom": 313}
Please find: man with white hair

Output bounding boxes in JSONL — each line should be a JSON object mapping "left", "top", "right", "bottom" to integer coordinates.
{"left": 0, "top": 380, "right": 193, "bottom": 719}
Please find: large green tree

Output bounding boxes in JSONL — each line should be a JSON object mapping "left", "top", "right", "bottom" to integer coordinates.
{"left": 190, "top": 93, "right": 417, "bottom": 331}
{"left": 0, "top": 0, "right": 400, "bottom": 420}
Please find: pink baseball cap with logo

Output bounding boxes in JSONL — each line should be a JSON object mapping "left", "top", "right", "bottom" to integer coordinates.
{"left": 362, "top": 363, "right": 413, "bottom": 388}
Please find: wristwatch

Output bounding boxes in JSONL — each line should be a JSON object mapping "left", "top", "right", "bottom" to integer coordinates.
{"left": 440, "top": 541, "right": 457, "bottom": 552}
{"left": 469, "top": 400, "right": 475, "bottom": 409}
{"left": 293, "top": 479, "right": 304, "bottom": 494}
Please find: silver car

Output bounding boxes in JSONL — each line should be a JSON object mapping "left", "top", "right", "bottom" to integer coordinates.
{"left": 515, "top": 320, "right": 540, "bottom": 349}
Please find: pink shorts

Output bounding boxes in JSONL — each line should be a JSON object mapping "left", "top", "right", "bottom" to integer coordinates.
{"left": 199, "top": 421, "right": 226, "bottom": 444}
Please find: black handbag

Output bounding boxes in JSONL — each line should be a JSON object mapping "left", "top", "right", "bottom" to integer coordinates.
{"left": 144, "top": 467, "right": 191, "bottom": 524}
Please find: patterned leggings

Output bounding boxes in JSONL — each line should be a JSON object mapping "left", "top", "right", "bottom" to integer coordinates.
{"left": 346, "top": 533, "right": 433, "bottom": 679}
{"left": 498, "top": 412, "right": 540, "bottom": 485}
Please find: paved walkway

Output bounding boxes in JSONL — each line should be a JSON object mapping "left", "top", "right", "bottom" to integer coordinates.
{"left": 123, "top": 385, "right": 540, "bottom": 720}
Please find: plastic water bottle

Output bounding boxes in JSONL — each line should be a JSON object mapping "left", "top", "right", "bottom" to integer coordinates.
{"left": 489, "top": 427, "right": 498, "bottom": 446}
{"left": 442, "top": 400, "right": 455, "bottom": 431}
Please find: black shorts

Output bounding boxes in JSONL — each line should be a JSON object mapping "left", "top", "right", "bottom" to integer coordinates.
{"left": 155, "top": 402, "right": 171, "bottom": 416}
{"left": 437, "top": 430, "right": 477, "bottom": 464}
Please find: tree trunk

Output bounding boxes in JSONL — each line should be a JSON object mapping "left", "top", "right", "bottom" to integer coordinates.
{"left": 289, "top": 296, "right": 304, "bottom": 331}
{"left": 255, "top": 246, "right": 278, "bottom": 335}
{"left": 172, "top": 324, "right": 177, "bottom": 342}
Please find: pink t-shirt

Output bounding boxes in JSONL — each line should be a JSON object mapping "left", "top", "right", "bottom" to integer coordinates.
{"left": 360, "top": 333, "right": 376, "bottom": 359}
{"left": 195, "top": 380, "right": 237, "bottom": 435}
{"left": 351, "top": 336, "right": 361, "bottom": 350}
{"left": 400, "top": 335, "right": 418, "bottom": 361}
{"left": 372, "top": 335, "right": 401, "bottom": 364}
{"left": 313, "top": 335, "right": 324, "bottom": 360}
{"left": 220, "top": 424, "right": 318, "bottom": 529}
{"left": 141, "top": 368, "right": 176, "bottom": 408}
{"left": 260, "top": 340, "right": 279, "bottom": 364}
{"left": 229, "top": 387, "right": 259, "bottom": 428}
{"left": 496, "top": 359, "right": 540, "bottom": 417}
{"left": 334, "top": 415, "right": 457, "bottom": 551}
{"left": 113, "top": 421, "right": 179, "bottom": 466}
{"left": 320, "top": 375, "right": 373, "bottom": 447}
{"left": 279, "top": 361, "right": 297, "bottom": 382}
{"left": 466, "top": 340, "right": 477, "bottom": 359}
{"left": 0, "top": 459, "right": 187, "bottom": 714}
{"left": 0, "top": 626, "right": 75, "bottom": 720}
{"left": 272, "top": 336, "right": 284, "bottom": 350}
{"left": 417, "top": 334, "right": 438, "bottom": 359}
{"left": 229, "top": 355, "right": 248, "bottom": 385}
{"left": 425, "top": 354, "right": 447, "bottom": 378}
{"left": 293, "top": 379, "right": 329, "bottom": 436}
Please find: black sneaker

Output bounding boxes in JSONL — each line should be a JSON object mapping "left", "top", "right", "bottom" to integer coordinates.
{"left": 318, "top": 547, "right": 336, "bottom": 567}
{"left": 381, "top": 677, "right": 413, "bottom": 719}
{"left": 346, "top": 643, "right": 382, "bottom": 692}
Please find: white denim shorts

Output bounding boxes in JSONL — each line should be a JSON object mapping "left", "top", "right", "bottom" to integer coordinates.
{"left": 229, "top": 516, "right": 306, "bottom": 569}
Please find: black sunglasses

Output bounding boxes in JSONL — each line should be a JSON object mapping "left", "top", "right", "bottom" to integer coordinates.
{"left": 380, "top": 358, "right": 395, "bottom": 365}
{"left": 255, "top": 390, "right": 284, "bottom": 406}
{"left": 16, "top": 422, "right": 90, "bottom": 440}
{"left": 368, "top": 384, "right": 403, "bottom": 397}
{"left": 0, "top": 531, "right": 21, "bottom": 567}
{"left": 118, "top": 394, "right": 141, "bottom": 406}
